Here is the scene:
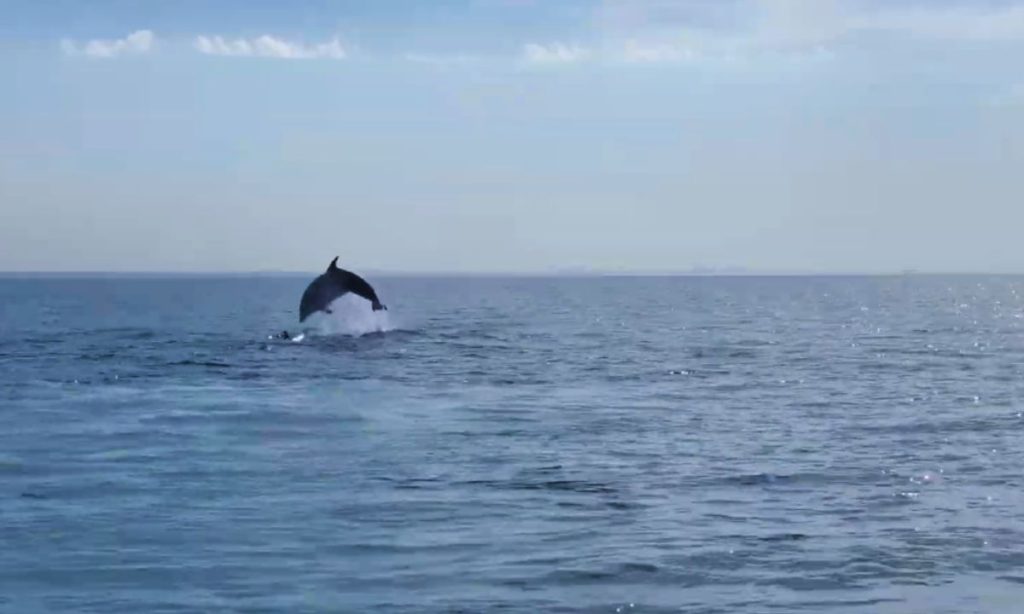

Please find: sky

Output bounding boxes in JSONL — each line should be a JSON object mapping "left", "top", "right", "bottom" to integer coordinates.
{"left": 2, "top": 0, "right": 1023, "bottom": 273}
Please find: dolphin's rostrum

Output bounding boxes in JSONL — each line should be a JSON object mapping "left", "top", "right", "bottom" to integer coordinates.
{"left": 299, "top": 257, "right": 386, "bottom": 322}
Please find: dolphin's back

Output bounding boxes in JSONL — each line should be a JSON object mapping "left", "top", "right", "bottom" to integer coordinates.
{"left": 299, "top": 273, "right": 347, "bottom": 322}
{"left": 334, "top": 269, "right": 382, "bottom": 307}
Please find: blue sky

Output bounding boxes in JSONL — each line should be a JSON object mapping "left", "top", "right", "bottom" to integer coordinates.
{"left": 3, "top": 0, "right": 1024, "bottom": 273}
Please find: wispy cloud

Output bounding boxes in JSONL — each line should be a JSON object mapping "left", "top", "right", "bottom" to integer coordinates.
{"left": 522, "top": 42, "right": 591, "bottom": 64}
{"left": 53, "top": 3, "right": 1024, "bottom": 67}
{"left": 61, "top": 30, "right": 154, "bottom": 58}
{"left": 620, "top": 40, "right": 697, "bottom": 63}
{"left": 754, "top": 1, "right": 1024, "bottom": 45}
{"left": 857, "top": 5, "right": 1024, "bottom": 42}
{"left": 403, "top": 52, "right": 480, "bottom": 67}
{"left": 989, "top": 82, "right": 1024, "bottom": 108}
{"left": 194, "top": 35, "right": 346, "bottom": 59}
{"left": 593, "top": 0, "right": 1024, "bottom": 63}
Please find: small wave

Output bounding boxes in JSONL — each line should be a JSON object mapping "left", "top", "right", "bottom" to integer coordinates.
{"left": 169, "top": 359, "right": 231, "bottom": 368}
{"left": 79, "top": 351, "right": 119, "bottom": 361}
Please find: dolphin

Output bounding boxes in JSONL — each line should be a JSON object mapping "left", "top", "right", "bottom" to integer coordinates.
{"left": 299, "top": 257, "right": 387, "bottom": 322}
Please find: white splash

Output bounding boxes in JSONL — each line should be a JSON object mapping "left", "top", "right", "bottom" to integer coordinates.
{"left": 305, "top": 294, "right": 395, "bottom": 337}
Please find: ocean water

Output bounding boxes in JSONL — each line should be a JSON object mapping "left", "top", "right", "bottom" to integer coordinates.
{"left": 3, "top": 274, "right": 1024, "bottom": 613}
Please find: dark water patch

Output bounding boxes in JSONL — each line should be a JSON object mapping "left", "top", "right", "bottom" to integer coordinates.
{"left": 462, "top": 478, "right": 619, "bottom": 496}
{"left": 846, "top": 414, "right": 1018, "bottom": 436}
{"left": 539, "top": 562, "right": 706, "bottom": 588}
{"left": 555, "top": 499, "right": 644, "bottom": 512}
{"left": 714, "top": 472, "right": 829, "bottom": 488}
{"left": 691, "top": 347, "right": 761, "bottom": 360}
{"left": 759, "top": 533, "right": 810, "bottom": 542}
{"left": 78, "top": 351, "right": 120, "bottom": 361}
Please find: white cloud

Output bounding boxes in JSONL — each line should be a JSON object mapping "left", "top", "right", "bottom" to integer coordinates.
{"left": 522, "top": 42, "right": 591, "bottom": 64}
{"left": 61, "top": 30, "right": 154, "bottom": 58}
{"left": 54, "top": 3, "right": 1024, "bottom": 68}
{"left": 194, "top": 35, "right": 346, "bottom": 59}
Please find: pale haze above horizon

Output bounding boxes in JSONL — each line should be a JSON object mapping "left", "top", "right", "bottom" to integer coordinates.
{"left": 2, "top": 0, "right": 1023, "bottom": 274}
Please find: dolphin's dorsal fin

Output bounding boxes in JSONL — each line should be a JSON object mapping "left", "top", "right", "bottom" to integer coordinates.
{"left": 328, "top": 256, "right": 339, "bottom": 271}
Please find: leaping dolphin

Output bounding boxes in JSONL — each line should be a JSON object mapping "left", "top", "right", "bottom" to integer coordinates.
{"left": 299, "top": 257, "right": 386, "bottom": 322}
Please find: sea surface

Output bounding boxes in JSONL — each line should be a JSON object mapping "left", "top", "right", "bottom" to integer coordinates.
{"left": 3, "top": 274, "right": 1024, "bottom": 613}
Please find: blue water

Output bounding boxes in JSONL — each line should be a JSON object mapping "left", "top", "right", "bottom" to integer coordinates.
{"left": 3, "top": 275, "right": 1024, "bottom": 613}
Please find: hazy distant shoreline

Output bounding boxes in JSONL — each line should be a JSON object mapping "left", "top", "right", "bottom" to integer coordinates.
{"left": 1, "top": 270, "right": 1021, "bottom": 279}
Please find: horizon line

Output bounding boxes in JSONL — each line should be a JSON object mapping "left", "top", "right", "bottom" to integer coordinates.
{"left": 2, "top": 269, "right": 1024, "bottom": 278}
